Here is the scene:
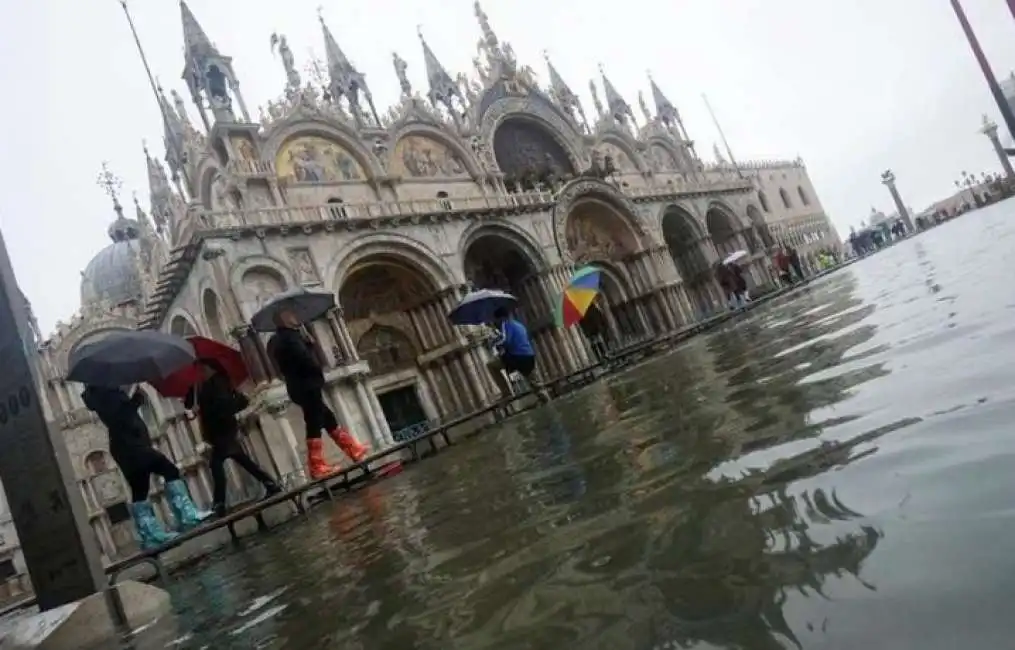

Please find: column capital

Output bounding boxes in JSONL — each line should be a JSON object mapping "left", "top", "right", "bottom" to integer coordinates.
{"left": 230, "top": 324, "right": 253, "bottom": 340}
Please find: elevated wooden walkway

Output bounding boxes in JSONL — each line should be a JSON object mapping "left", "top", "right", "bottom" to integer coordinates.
{"left": 9, "top": 263, "right": 854, "bottom": 612}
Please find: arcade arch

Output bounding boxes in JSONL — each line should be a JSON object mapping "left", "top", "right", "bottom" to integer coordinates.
{"left": 339, "top": 254, "right": 444, "bottom": 435}
{"left": 462, "top": 230, "right": 547, "bottom": 323}
{"left": 746, "top": 205, "right": 774, "bottom": 250}
{"left": 661, "top": 206, "right": 710, "bottom": 283}
{"left": 705, "top": 203, "right": 742, "bottom": 259}
{"left": 339, "top": 254, "right": 436, "bottom": 371}
{"left": 662, "top": 205, "right": 716, "bottom": 317}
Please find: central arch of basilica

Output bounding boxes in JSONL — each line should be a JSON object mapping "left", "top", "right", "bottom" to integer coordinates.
{"left": 24, "top": 2, "right": 808, "bottom": 563}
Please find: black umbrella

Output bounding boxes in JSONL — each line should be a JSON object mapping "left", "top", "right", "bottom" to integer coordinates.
{"left": 67, "top": 330, "right": 196, "bottom": 387}
{"left": 250, "top": 287, "right": 336, "bottom": 333}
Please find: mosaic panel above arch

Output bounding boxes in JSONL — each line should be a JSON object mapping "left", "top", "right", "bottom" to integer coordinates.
{"left": 276, "top": 135, "right": 364, "bottom": 183}
{"left": 339, "top": 259, "right": 435, "bottom": 322}
{"left": 599, "top": 142, "right": 638, "bottom": 172}
{"left": 565, "top": 198, "right": 641, "bottom": 263}
{"left": 391, "top": 135, "right": 468, "bottom": 179}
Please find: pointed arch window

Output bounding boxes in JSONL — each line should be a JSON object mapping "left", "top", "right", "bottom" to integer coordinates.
{"left": 797, "top": 186, "right": 810, "bottom": 206}
{"left": 758, "top": 191, "right": 770, "bottom": 213}
{"left": 779, "top": 188, "right": 792, "bottom": 209}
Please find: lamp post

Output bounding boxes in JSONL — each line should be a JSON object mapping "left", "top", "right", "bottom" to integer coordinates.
{"left": 880, "top": 169, "right": 915, "bottom": 233}
{"left": 950, "top": 0, "right": 1015, "bottom": 145}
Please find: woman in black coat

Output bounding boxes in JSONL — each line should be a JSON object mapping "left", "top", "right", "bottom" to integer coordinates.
{"left": 185, "top": 360, "right": 279, "bottom": 516}
{"left": 81, "top": 385, "right": 210, "bottom": 549}
{"left": 267, "top": 309, "right": 368, "bottom": 479}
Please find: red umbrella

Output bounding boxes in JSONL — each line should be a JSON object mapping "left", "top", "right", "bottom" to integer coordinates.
{"left": 151, "top": 336, "right": 249, "bottom": 399}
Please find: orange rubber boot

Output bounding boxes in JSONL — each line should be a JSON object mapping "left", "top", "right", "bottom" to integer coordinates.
{"left": 330, "top": 427, "right": 368, "bottom": 463}
{"left": 307, "top": 438, "right": 339, "bottom": 480}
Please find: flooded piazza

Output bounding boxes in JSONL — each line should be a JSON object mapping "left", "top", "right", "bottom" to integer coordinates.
{"left": 144, "top": 202, "right": 1015, "bottom": 649}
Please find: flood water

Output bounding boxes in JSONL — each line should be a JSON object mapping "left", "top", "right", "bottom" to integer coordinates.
{"left": 153, "top": 202, "right": 1015, "bottom": 649}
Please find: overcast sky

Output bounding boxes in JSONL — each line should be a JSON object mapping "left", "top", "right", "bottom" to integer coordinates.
{"left": 4, "top": 0, "right": 1015, "bottom": 333}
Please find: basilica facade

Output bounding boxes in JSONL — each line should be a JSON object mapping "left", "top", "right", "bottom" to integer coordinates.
{"left": 18, "top": 1, "right": 839, "bottom": 566}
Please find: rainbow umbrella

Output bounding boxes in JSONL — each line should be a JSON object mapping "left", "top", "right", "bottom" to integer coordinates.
{"left": 555, "top": 266, "right": 602, "bottom": 328}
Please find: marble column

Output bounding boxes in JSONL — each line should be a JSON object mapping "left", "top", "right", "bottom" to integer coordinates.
{"left": 423, "top": 365, "right": 450, "bottom": 417}
{"left": 353, "top": 379, "right": 384, "bottom": 447}
{"left": 366, "top": 385, "right": 394, "bottom": 447}
{"left": 439, "top": 363, "right": 463, "bottom": 415}
{"left": 268, "top": 406, "right": 306, "bottom": 483}
{"left": 981, "top": 115, "right": 1015, "bottom": 179}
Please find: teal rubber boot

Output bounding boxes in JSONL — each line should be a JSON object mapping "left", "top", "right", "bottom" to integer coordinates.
{"left": 165, "top": 479, "right": 213, "bottom": 531}
{"left": 130, "top": 501, "right": 178, "bottom": 551}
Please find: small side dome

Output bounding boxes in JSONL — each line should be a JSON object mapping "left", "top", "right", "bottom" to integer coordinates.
{"left": 80, "top": 216, "right": 144, "bottom": 308}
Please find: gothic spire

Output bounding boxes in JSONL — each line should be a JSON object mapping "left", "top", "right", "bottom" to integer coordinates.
{"left": 319, "top": 12, "right": 379, "bottom": 125}
{"left": 157, "top": 85, "right": 185, "bottom": 175}
{"left": 599, "top": 65, "right": 634, "bottom": 127}
{"left": 180, "top": 0, "right": 247, "bottom": 125}
{"left": 648, "top": 72, "right": 688, "bottom": 139}
{"left": 418, "top": 27, "right": 463, "bottom": 111}
{"left": 180, "top": 0, "right": 218, "bottom": 60}
{"left": 320, "top": 14, "right": 354, "bottom": 72}
{"left": 143, "top": 141, "right": 175, "bottom": 234}
{"left": 544, "top": 52, "right": 587, "bottom": 130}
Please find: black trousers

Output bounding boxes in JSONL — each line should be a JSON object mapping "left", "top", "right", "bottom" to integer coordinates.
{"left": 293, "top": 391, "right": 339, "bottom": 440}
{"left": 122, "top": 450, "right": 181, "bottom": 503}
{"left": 209, "top": 447, "right": 275, "bottom": 507}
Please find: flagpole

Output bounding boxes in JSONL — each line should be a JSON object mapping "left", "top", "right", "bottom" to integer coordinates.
{"left": 702, "top": 94, "right": 742, "bottom": 178}
{"left": 118, "top": 0, "right": 192, "bottom": 196}
{"left": 949, "top": 0, "right": 1015, "bottom": 146}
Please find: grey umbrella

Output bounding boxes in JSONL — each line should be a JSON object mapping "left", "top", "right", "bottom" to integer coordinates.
{"left": 250, "top": 287, "right": 336, "bottom": 333}
{"left": 67, "top": 330, "right": 196, "bottom": 388}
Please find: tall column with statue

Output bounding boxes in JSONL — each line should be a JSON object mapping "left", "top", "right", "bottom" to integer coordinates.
{"left": 980, "top": 115, "right": 1015, "bottom": 179}
{"left": 879, "top": 169, "right": 915, "bottom": 233}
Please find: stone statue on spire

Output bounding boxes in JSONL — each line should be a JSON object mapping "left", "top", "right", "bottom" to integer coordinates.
{"left": 638, "top": 91, "right": 652, "bottom": 125}
{"left": 589, "top": 80, "right": 604, "bottom": 118}
{"left": 392, "top": 52, "right": 412, "bottom": 97}
{"left": 271, "top": 33, "right": 302, "bottom": 92}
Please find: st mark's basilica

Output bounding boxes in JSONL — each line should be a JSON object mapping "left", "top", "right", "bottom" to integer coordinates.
{"left": 1, "top": 0, "right": 840, "bottom": 577}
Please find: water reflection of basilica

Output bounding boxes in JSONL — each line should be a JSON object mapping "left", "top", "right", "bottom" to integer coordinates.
{"left": 22, "top": 1, "right": 838, "bottom": 567}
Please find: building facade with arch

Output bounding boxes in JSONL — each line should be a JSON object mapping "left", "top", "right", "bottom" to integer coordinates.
{"left": 20, "top": 2, "right": 838, "bottom": 565}
{"left": 737, "top": 159, "right": 841, "bottom": 269}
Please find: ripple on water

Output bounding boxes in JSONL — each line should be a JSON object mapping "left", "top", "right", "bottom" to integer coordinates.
{"left": 153, "top": 203, "right": 1015, "bottom": 649}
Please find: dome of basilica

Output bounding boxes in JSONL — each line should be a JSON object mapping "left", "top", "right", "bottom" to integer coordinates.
{"left": 79, "top": 215, "right": 144, "bottom": 308}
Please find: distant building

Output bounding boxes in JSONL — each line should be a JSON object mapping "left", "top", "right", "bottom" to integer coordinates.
{"left": 733, "top": 159, "right": 841, "bottom": 264}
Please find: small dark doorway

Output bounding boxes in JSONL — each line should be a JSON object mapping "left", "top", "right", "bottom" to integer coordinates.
{"left": 378, "top": 385, "right": 429, "bottom": 442}
{"left": 579, "top": 302, "right": 612, "bottom": 359}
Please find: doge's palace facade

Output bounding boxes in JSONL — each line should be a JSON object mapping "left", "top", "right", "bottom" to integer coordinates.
{"left": 20, "top": 1, "right": 837, "bottom": 564}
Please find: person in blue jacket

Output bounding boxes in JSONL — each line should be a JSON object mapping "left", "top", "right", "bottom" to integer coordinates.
{"left": 487, "top": 307, "right": 548, "bottom": 402}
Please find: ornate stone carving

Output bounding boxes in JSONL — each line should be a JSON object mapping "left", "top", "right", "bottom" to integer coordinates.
{"left": 287, "top": 248, "right": 321, "bottom": 285}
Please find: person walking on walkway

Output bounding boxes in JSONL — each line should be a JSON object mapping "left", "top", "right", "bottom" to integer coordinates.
{"left": 774, "top": 247, "right": 794, "bottom": 286}
{"left": 268, "top": 309, "right": 368, "bottom": 479}
{"left": 787, "top": 245, "right": 805, "bottom": 281}
{"left": 185, "top": 360, "right": 280, "bottom": 517}
{"left": 488, "top": 307, "right": 549, "bottom": 403}
{"left": 81, "top": 385, "right": 211, "bottom": 550}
